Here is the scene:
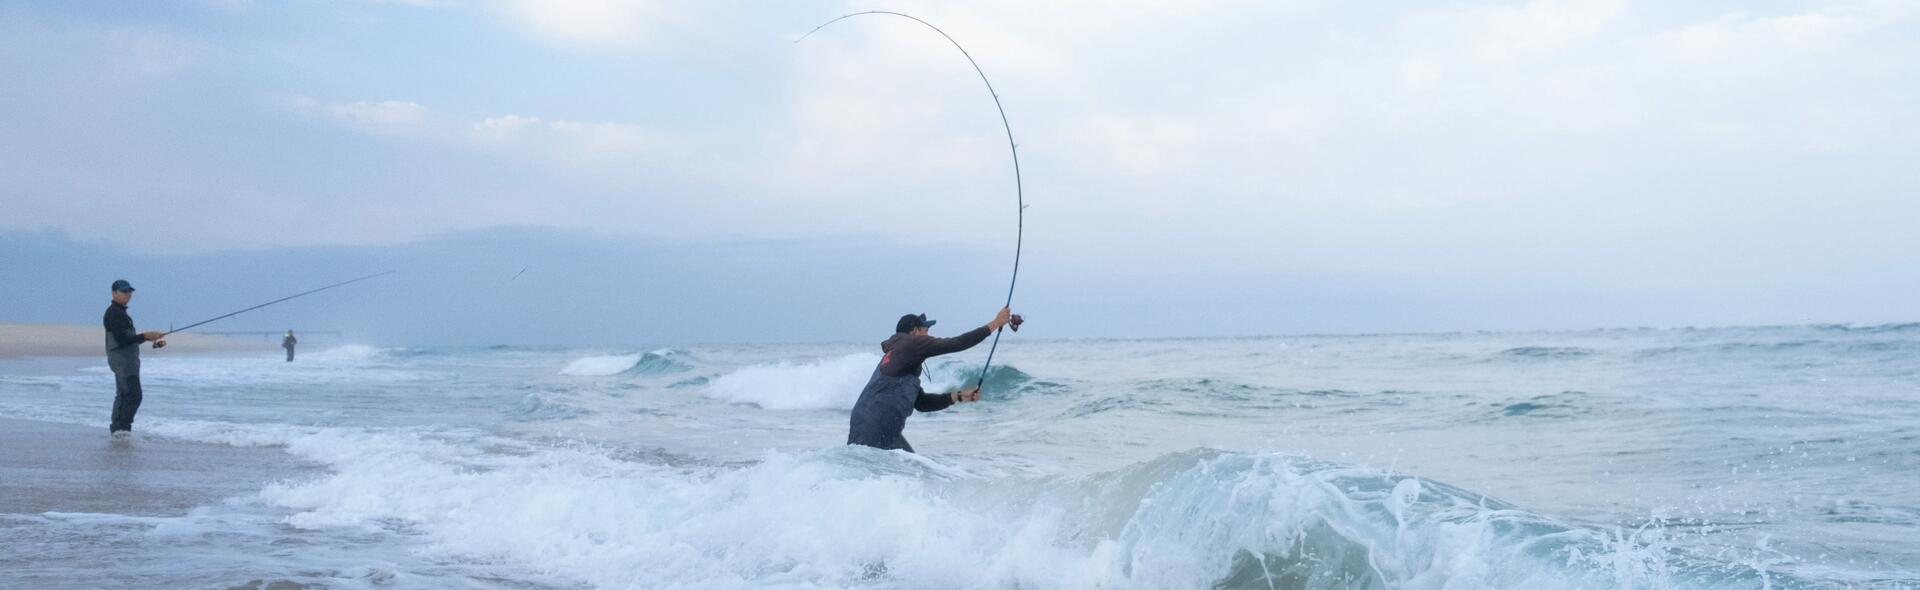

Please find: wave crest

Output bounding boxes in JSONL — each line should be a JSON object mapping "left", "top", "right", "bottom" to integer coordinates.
{"left": 1104, "top": 450, "right": 1781, "bottom": 589}
{"left": 231, "top": 431, "right": 1791, "bottom": 590}
{"left": 920, "top": 359, "right": 1033, "bottom": 394}
{"left": 705, "top": 354, "right": 1039, "bottom": 410}
{"left": 557, "top": 350, "right": 690, "bottom": 377}
{"left": 1495, "top": 346, "right": 1597, "bottom": 360}
{"left": 703, "top": 353, "right": 879, "bottom": 410}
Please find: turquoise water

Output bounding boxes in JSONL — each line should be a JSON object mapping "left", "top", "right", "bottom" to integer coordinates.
{"left": 1, "top": 324, "right": 1916, "bottom": 588}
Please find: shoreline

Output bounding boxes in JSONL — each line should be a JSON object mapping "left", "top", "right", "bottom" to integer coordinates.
{"left": 0, "top": 321, "right": 276, "bottom": 360}
{"left": 0, "top": 417, "right": 318, "bottom": 516}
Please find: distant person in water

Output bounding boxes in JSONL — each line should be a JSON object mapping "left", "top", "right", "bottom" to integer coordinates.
{"left": 283, "top": 330, "right": 297, "bottom": 362}
{"left": 847, "top": 306, "right": 1019, "bottom": 453}
{"left": 103, "top": 280, "right": 165, "bottom": 437}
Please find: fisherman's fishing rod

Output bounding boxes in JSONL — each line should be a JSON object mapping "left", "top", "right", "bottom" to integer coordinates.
{"left": 160, "top": 270, "right": 396, "bottom": 338}
{"left": 799, "top": 11, "right": 1027, "bottom": 392}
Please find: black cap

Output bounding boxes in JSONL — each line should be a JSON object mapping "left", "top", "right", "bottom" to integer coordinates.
{"left": 111, "top": 279, "right": 135, "bottom": 293}
{"left": 896, "top": 313, "right": 936, "bottom": 333}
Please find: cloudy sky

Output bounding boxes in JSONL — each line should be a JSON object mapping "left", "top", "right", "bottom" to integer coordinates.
{"left": 2, "top": 0, "right": 1916, "bottom": 344}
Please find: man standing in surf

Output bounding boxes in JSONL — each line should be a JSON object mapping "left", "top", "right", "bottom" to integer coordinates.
{"left": 848, "top": 307, "right": 1017, "bottom": 453}
{"left": 103, "top": 279, "right": 165, "bottom": 438}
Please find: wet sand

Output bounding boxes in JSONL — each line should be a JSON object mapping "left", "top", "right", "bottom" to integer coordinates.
{"left": 0, "top": 418, "right": 316, "bottom": 516}
{"left": 0, "top": 418, "right": 327, "bottom": 589}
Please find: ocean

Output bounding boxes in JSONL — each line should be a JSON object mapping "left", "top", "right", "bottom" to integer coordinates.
{"left": 1, "top": 324, "right": 1916, "bottom": 589}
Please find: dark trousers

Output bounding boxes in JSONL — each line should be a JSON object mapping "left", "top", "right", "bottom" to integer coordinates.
{"left": 109, "top": 359, "right": 143, "bottom": 432}
{"left": 847, "top": 369, "right": 918, "bottom": 453}
{"left": 286, "top": 348, "right": 295, "bottom": 362}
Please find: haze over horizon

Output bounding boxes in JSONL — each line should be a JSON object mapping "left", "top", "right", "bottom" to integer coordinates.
{"left": 4, "top": 1, "right": 1916, "bottom": 345}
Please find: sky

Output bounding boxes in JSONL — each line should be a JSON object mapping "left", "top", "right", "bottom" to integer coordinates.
{"left": 2, "top": 0, "right": 1916, "bottom": 345}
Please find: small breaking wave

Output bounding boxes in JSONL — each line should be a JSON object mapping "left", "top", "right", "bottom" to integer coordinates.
{"left": 1501, "top": 401, "right": 1553, "bottom": 416}
{"left": 668, "top": 375, "right": 711, "bottom": 388}
{"left": 512, "top": 392, "right": 588, "bottom": 421}
{"left": 557, "top": 350, "right": 690, "bottom": 377}
{"left": 920, "top": 358, "right": 1033, "bottom": 394}
{"left": 374, "top": 347, "right": 440, "bottom": 358}
{"left": 1495, "top": 346, "right": 1597, "bottom": 360}
{"left": 703, "top": 353, "right": 879, "bottom": 410}
{"left": 1488, "top": 391, "right": 1602, "bottom": 420}
{"left": 704, "top": 354, "right": 1039, "bottom": 410}
{"left": 1810, "top": 322, "right": 1920, "bottom": 334}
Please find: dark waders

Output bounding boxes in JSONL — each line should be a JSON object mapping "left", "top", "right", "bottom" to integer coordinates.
{"left": 847, "top": 367, "right": 921, "bottom": 453}
{"left": 106, "top": 337, "right": 142, "bottom": 433}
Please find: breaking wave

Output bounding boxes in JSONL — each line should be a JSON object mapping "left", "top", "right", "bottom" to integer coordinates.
{"left": 702, "top": 353, "right": 879, "bottom": 410}
{"left": 557, "top": 350, "right": 690, "bottom": 377}
{"left": 1495, "top": 346, "right": 1597, "bottom": 360}
{"left": 704, "top": 354, "right": 1038, "bottom": 410}
{"left": 921, "top": 358, "right": 1034, "bottom": 394}
{"left": 165, "top": 420, "right": 1801, "bottom": 590}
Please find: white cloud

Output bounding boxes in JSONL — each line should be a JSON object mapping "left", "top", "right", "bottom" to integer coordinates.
{"left": 490, "top": 0, "right": 678, "bottom": 48}
{"left": 1465, "top": 0, "right": 1628, "bottom": 59}
{"left": 18, "top": 0, "right": 1915, "bottom": 286}
{"left": 470, "top": 113, "right": 539, "bottom": 144}
{"left": 293, "top": 97, "right": 697, "bottom": 183}
{"left": 1652, "top": 8, "right": 1881, "bottom": 61}
{"left": 326, "top": 100, "right": 432, "bottom": 133}
{"left": 731, "top": 0, "right": 1920, "bottom": 277}
{"left": 282, "top": 0, "right": 1920, "bottom": 259}
{"left": 472, "top": 114, "right": 683, "bottom": 171}
{"left": 0, "top": 9, "right": 205, "bottom": 80}
{"left": 105, "top": 29, "right": 203, "bottom": 78}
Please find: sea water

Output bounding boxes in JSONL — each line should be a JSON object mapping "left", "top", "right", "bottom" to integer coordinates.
{"left": 1, "top": 324, "right": 1916, "bottom": 589}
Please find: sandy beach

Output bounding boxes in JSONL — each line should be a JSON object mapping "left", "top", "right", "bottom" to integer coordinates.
{"left": 0, "top": 322, "right": 274, "bottom": 359}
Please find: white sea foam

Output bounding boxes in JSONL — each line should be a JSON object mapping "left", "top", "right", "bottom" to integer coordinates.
{"left": 306, "top": 344, "right": 381, "bottom": 361}
{"left": 207, "top": 423, "right": 1716, "bottom": 590}
{"left": 255, "top": 436, "right": 1035, "bottom": 588}
{"left": 703, "top": 353, "right": 879, "bottom": 410}
{"left": 142, "top": 420, "right": 319, "bottom": 448}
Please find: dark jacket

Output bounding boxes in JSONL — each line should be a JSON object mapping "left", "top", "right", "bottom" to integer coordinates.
{"left": 847, "top": 325, "right": 993, "bottom": 452}
{"left": 103, "top": 302, "right": 144, "bottom": 355}
{"left": 877, "top": 326, "right": 993, "bottom": 378}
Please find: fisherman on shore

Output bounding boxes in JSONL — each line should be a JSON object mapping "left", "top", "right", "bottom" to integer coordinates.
{"left": 103, "top": 280, "right": 164, "bottom": 437}
{"left": 283, "top": 330, "right": 297, "bottom": 362}
{"left": 847, "top": 306, "right": 1019, "bottom": 453}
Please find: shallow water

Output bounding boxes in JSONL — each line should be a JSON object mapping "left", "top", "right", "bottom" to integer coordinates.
{"left": 1, "top": 324, "right": 1916, "bottom": 588}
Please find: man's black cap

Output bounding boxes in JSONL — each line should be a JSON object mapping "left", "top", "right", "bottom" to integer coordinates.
{"left": 896, "top": 313, "right": 936, "bottom": 333}
{"left": 111, "top": 279, "right": 135, "bottom": 293}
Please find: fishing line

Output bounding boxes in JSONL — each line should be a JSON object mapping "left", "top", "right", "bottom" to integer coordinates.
{"left": 798, "top": 11, "right": 1026, "bottom": 392}
{"left": 159, "top": 270, "right": 396, "bottom": 338}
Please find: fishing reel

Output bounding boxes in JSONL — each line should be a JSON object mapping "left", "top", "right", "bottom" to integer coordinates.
{"left": 1008, "top": 314, "right": 1023, "bottom": 332}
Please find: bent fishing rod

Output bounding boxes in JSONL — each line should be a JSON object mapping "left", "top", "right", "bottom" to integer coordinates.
{"left": 799, "top": 11, "right": 1027, "bottom": 393}
{"left": 160, "top": 270, "right": 396, "bottom": 338}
